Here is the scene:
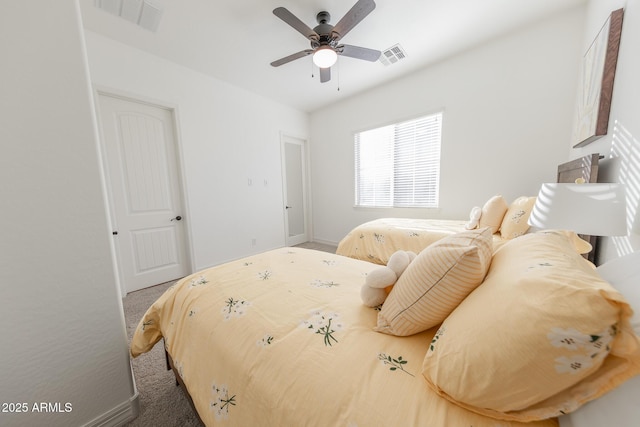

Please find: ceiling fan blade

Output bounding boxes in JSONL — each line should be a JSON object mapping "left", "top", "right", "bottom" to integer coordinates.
{"left": 271, "top": 50, "right": 314, "bottom": 67}
{"left": 331, "top": 0, "right": 376, "bottom": 41}
{"left": 338, "top": 44, "right": 381, "bottom": 62}
{"left": 320, "top": 67, "right": 331, "bottom": 83}
{"left": 273, "top": 7, "right": 319, "bottom": 41}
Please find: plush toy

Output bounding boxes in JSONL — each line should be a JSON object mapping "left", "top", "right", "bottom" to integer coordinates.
{"left": 465, "top": 206, "right": 482, "bottom": 230}
{"left": 361, "top": 250, "right": 416, "bottom": 307}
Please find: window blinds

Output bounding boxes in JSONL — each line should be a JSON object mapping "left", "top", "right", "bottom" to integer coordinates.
{"left": 355, "top": 112, "right": 442, "bottom": 208}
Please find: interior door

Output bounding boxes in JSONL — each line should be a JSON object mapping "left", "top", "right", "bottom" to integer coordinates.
{"left": 282, "top": 135, "right": 309, "bottom": 246}
{"left": 97, "top": 93, "right": 189, "bottom": 294}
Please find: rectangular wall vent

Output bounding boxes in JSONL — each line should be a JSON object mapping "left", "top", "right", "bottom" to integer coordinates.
{"left": 379, "top": 44, "right": 407, "bottom": 66}
{"left": 94, "top": 0, "right": 164, "bottom": 32}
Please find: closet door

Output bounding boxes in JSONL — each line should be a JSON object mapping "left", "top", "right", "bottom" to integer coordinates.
{"left": 282, "top": 135, "right": 309, "bottom": 246}
{"left": 98, "top": 93, "right": 190, "bottom": 293}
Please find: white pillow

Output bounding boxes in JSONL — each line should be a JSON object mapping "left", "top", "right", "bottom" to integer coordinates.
{"left": 559, "top": 251, "right": 640, "bottom": 427}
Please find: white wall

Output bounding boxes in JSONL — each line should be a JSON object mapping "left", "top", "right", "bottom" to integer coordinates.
{"left": 0, "top": 1, "right": 136, "bottom": 426}
{"left": 84, "top": 32, "right": 309, "bottom": 272}
{"left": 570, "top": 0, "right": 640, "bottom": 263}
{"left": 309, "top": 6, "right": 586, "bottom": 245}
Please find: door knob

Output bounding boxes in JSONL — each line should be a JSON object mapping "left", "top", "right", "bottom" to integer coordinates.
{"left": 171, "top": 215, "right": 182, "bottom": 221}
{"left": 285, "top": 206, "right": 292, "bottom": 209}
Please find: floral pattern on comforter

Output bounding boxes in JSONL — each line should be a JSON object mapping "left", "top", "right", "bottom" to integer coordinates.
{"left": 336, "top": 218, "right": 471, "bottom": 264}
{"left": 130, "top": 247, "right": 557, "bottom": 427}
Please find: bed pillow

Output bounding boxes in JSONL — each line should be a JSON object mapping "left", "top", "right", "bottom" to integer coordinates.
{"left": 478, "top": 195, "right": 508, "bottom": 233}
{"left": 595, "top": 252, "right": 640, "bottom": 335}
{"left": 421, "top": 231, "right": 640, "bottom": 422}
{"left": 375, "top": 227, "right": 493, "bottom": 336}
{"left": 558, "top": 250, "right": 640, "bottom": 427}
{"left": 500, "top": 196, "right": 536, "bottom": 239}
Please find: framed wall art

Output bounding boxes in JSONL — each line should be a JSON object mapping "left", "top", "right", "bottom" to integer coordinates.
{"left": 572, "top": 8, "right": 624, "bottom": 148}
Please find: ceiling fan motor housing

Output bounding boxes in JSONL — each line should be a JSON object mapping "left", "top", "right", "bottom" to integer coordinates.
{"left": 316, "top": 11, "right": 331, "bottom": 24}
{"left": 313, "top": 12, "right": 336, "bottom": 48}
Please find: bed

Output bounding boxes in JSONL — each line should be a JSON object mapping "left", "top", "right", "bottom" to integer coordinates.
{"left": 131, "top": 227, "right": 640, "bottom": 427}
{"left": 336, "top": 217, "right": 477, "bottom": 264}
{"left": 336, "top": 154, "right": 601, "bottom": 265}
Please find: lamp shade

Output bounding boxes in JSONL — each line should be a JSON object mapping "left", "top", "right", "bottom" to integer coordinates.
{"left": 528, "top": 183, "right": 627, "bottom": 236}
{"left": 313, "top": 46, "right": 337, "bottom": 68}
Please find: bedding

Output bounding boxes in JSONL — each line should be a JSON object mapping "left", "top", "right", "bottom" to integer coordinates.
{"left": 375, "top": 227, "right": 493, "bottom": 336}
{"left": 334, "top": 196, "right": 531, "bottom": 265}
{"left": 479, "top": 194, "right": 508, "bottom": 233}
{"left": 500, "top": 196, "right": 537, "bottom": 239}
{"left": 559, "top": 250, "right": 640, "bottom": 427}
{"left": 336, "top": 217, "right": 492, "bottom": 264}
{"left": 337, "top": 155, "right": 601, "bottom": 265}
{"left": 422, "top": 231, "right": 640, "bottom": 421}
{"left": 131, "top": 247, "right": 558, "bottom": 427}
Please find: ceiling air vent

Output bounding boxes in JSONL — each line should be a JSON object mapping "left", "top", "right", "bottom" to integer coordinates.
{"left": 379, "top": 44, "right": 407, "bottom": 66}
{"left": 94, "top": 0, "right": 164, "bottom": 32}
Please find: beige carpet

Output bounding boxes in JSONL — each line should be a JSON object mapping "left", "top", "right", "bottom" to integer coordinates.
{"left": 123, "top": 280, "right": 203, "bottom": 427}
{"left": 123, "top": 242, "right": 336, "bottom": 426}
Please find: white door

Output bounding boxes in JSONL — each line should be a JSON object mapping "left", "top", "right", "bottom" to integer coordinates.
{"left": 98, "top": 93, "right": 189, "bottom": 293}
{"left": 282, "top": 135, "right": 309, "bottom": 246}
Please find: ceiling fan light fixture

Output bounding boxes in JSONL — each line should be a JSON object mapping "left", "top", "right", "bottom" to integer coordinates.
{"left": 313, "top": 46, "right": 338, "bottom": 68}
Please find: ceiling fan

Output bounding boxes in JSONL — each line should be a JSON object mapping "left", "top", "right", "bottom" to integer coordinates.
{"left": 270, "top": 0, "right": 381, "bottom": 83}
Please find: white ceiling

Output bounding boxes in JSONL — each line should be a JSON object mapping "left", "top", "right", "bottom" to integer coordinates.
{"left": 79, "top": 0, "right": 586, "bottom": 112}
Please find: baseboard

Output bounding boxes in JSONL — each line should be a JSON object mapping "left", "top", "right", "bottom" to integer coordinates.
{"left": 310, "top": 238, "right": 339, "bottom": 247}
{"left": 82, "top": 393, "right": 140, "bottom": 427}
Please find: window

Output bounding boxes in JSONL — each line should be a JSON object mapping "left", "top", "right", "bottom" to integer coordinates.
{"left": 354, "top": 112, "right": 442, "bottom": 208}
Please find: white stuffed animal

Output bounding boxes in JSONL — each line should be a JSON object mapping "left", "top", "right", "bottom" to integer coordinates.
{"left": 465, "top": 206, "right": 482, "bottom": 230}
{"left": 361, "top": 250, "right": 416, "bottom": 307}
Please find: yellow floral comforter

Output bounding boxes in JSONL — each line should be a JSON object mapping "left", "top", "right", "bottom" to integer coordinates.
{"left": 337, "top": 218, "right": 484, "bottom": 264}
{"left": 131, "top": 247, "right": 556, "bottom": 427}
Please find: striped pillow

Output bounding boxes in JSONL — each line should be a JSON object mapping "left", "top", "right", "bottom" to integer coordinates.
{"left": 375, "top": 227, "right": 493, "bottom": 336}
